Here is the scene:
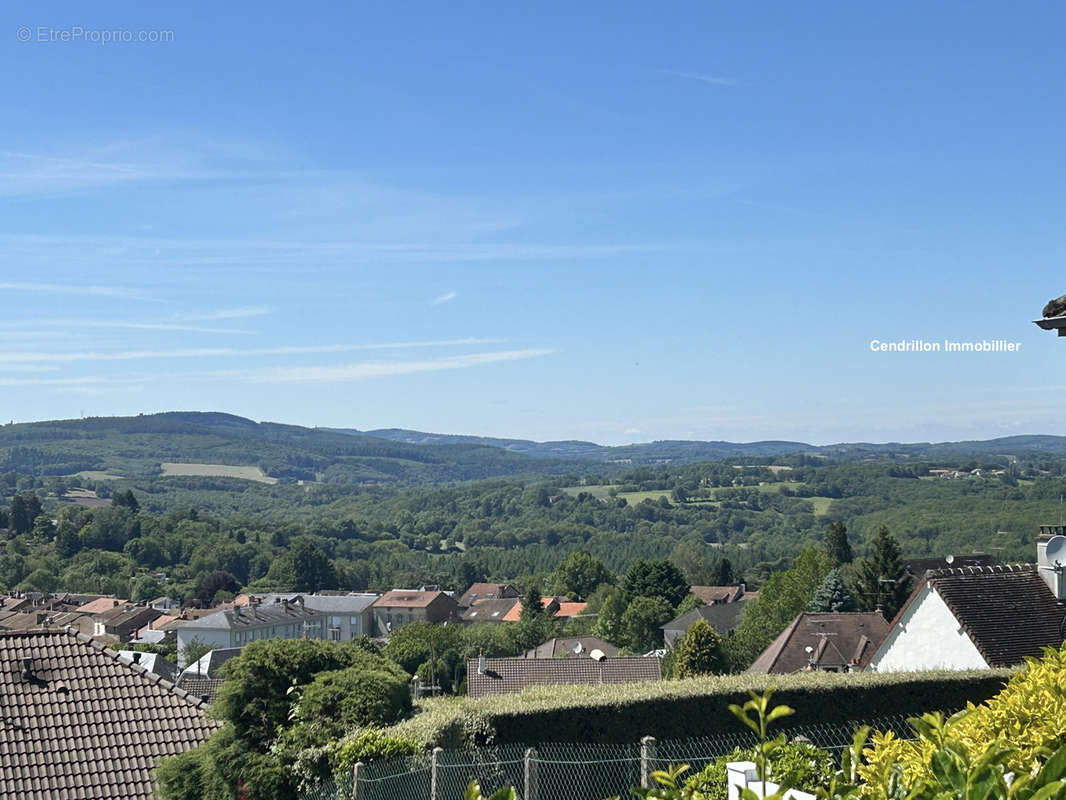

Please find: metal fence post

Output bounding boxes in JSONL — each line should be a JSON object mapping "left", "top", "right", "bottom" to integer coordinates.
{"left": 430, "top": 746, "right": 443, "bottom": 800}
{"left": 524, "top": 747, "right": 539, "bottom": 800}
{"left": 640, "top": 736, "right": 657, "bottom": 789}
{"left": 351, "top": 761, "right": 363, "bottom": 800}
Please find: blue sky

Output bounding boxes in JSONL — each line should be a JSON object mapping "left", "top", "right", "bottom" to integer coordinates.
{"left": 1, "top": 1, "right": 1064, "bottom": 445}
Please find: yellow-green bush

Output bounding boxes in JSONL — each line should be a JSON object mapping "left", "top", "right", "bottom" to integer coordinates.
{"left": 860, "top": 644, "right": 1066, "bottom": 791}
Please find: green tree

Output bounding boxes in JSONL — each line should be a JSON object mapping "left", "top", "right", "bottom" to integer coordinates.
{"left": 554, "top": 551, "right": 614, "bottom": 600}
{"left": 268, "top": 538, "right": 337, "bottom": 592}
{"left": 824, "top": 521, "right": 854, "bottom": 567}
{"left": 673, "top": 618, "right": 725, "bottom": 677}
{"left": 9, "top": 492, "right": 42, "bottom": 535}
{"left": 593, "top": 586, "right": 626, "bottom": 645}
{"left": 808, "top": 569, "right": 857, "bottom": 612}
{"left": 855, "top": 525, "right": 912, "bottom": 620}
{"left": 180, "top": 637, "right": 214, "bottom": 668}
{"left": 708, "top": 557, "right": 735, "bottom": 586}
{"left": 111, "top": 488, "right": 140, "bottom": 511}
{"left": 725, "top": 548, "right": 831, "bottom": 670}
{"left": 621, "top": 595, "right": 674, "bottom": 652}
{"left": 520, "top": 582, "right": 545, "bottom": 622}
{"left": 195, "top": 570, "right": 240, "bottom": 606}
{"left": 621, "top": 559, "right": 690, "bottom": 608}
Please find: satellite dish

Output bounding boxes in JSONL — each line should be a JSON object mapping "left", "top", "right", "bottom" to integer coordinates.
{"left": 589, "top": 649, "right": 606, "bottom": 662}
{"left": 1047, "top": 535, "right": 1066, "bottom": 567}
{"left": 573, "top": 642, "right": 584, "bottom": 654}
{"left": 945, "top": 555, "right": 954, "bottom": 565}
{"left": 804, "top": 645, "right": 814, "bottom": 654}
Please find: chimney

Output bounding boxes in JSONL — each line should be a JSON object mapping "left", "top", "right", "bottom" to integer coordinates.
{"left": 21, "top": 657, "right": 33, "bottom": 680}
{"left": 131, "top": 652, "right": 141, "bottom": 663}
{"left": 1038, "top": 525, "right": 1066, "bottom": 600}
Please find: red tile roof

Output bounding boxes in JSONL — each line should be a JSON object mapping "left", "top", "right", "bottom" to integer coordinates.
{"left": 554, "top": 602, "right": 588, "bottom": 618}
{"left": 501, "top": 597, "right": 561, "bottom": 623}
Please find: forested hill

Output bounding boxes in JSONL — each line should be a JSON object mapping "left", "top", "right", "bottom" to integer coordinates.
{"left": 342, "top": 427, "right": 1066, "bottom": 463}
{"left": 0, "top": 412, "right": 571, "bottom": 484}
{"left": 6, "top": 412, "right": 1066, "bottom": 487}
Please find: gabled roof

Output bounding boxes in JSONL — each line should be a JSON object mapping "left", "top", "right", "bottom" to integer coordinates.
{"left": 467, "top": 655, "right": 662, "bottom": 697}
{"left": 903, "top": 554, "right": 999, "bottom": 577}
{"left": 524, "top": 636, "right": 620, "bottom": 660}
{"left": 175, "top": 601, "right": 321, "bottom": 631}
{"left": 98, "top": 606, "right": 162, "bottom": 631}
{"left": 663, "top": 600, "right": 748, "bottom": 635}
{"left": 117, "top": 650, "right": 178, "bottom": 682}
{"left": 373, "top": 590, "right": 452, "bottom": 609}
{"left": 0, "top": 628, "right": 217, "bottom": 800}
{"left": 75, "top": 596, "right": 126, "bottom": 615}
{"left": 747, "top": 612, "right": 890, "bottom": 674}
{"left": 458, "top": 583, "right": 521, "bottom": 608}
{"left": 501, "top": 597, "right": 561, "bottom": 623}
{"left": 690, "top": 585, "right": 745, "bottom": 604}
{"left": 917, "top": 564, "right": 1064, "bottom": 667}
{"left": 461, "top": 597, "right": 521, "bottom": 622}
{"left": 179, "top": 646, "right": 243, "bottom": 679}
{"left": 258, "top": 592, "right": 379, "bottom": 614}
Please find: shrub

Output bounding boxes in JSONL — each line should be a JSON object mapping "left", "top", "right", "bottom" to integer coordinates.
{"left": 334, "top": 728, "right": 420, "bottom": 770}
{"left": 294, "top": 667, "right": 412, "bottom": 733}
{"left": 384, "top": 669, "right": 1010, "bottom": 748}
{"left": 673, "top": 619, "right": 725, "bottom": 677}
{"left": 684, "top": 744, "right": 835, "bottom": 800}
{"left": 860, "top": 643, "right": 1066, "bottom": 790}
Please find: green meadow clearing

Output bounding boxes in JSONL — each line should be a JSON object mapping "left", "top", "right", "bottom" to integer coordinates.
{"left": 160, "top": 462, "right": 278, "bottom": 484}
{"left": 563, "top": 482, "right": 833, "bottom": 514}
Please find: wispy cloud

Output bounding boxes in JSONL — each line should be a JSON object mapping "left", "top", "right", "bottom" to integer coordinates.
{"left": 0, "top": 319, "right": 257, "bottom": 336}
{"left": 0, "top": 375, "right": 148, "bottom": 388}
{"left": 169, "top": 306, "right": 270, "bottom": 321}
{"left": 0, "top": 348, "right": 553, "bottom": 388}
{"left": 219, "top": 348, "right": 554, "bottom": 384}
{"left": 432, "top": 291, "right": 458, "bottom": 305}
{"left": 659, "top": 70, "right": 738, "bottom": 87}
{"left": 0, "top": 337, "right": 505, "bottom": 364}
{"left": 0, "top": 281, "right": 152, "bottom": 300}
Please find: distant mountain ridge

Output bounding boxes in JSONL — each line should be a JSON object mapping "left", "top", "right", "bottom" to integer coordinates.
{"left": 339, "top": 427, "right": 1066, "bottom": 462}
{"left": 4, "top": 413, "right": 1066, "bottom": 486}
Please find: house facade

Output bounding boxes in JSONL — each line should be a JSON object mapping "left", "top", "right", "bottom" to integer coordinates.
{"left": 867, "top": 560, "right": 1065, "bottom": 672}
{"left": 258, "top": 592, "right": 379, "bottom": 640}
{"left": 371, "top": 590, "right": 459, "bottom": 634}
{"left": 173, "top": 597, "right": 327, "bottom": 665}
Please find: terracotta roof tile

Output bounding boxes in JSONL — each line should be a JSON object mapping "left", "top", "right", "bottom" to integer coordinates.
{"left": 0, "top": 628, "right": 218, "bottom": 800}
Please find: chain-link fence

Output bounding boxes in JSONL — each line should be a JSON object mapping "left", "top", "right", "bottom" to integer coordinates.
{"left": 301, "top": 713, "right": 921, "bottom": 800}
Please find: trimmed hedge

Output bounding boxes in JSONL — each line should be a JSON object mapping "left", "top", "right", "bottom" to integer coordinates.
{"left": 385, "top": 669, "right": 1013, "bottom": 749}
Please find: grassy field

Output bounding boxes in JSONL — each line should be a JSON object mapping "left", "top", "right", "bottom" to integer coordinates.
{"left": 69, "top": 470, "right": 125, "bottom": 481}
{"left": 160, "top": 462, "right": 278, "bottom": 484}
{"left": 560, "top": 484, "right": 615, "bottom": 500}
{"left": 564, "top": 481, "right": 834, "bottom": 514}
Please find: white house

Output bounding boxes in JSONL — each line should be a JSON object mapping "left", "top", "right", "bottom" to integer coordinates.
{"left": 867, "top": 527, "right": 1066, "bottom": 672}
{"left": 173, "top": 596, "right": 327, "bottom": 666}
